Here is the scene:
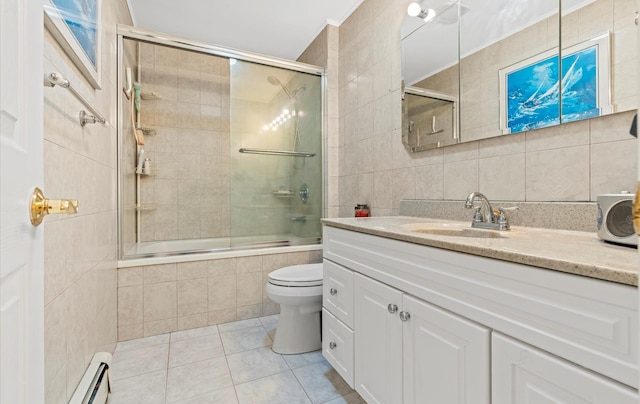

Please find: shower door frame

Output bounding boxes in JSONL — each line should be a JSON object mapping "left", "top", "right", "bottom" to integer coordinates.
{"left": 116, "top": 25, "right": 327, "bottom": 260}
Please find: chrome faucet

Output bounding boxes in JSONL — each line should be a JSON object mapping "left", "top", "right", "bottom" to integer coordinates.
{"left": 464, "top": 192, "right": 516, "bottom": 231}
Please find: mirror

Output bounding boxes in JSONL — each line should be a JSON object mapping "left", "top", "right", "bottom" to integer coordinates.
{"left": 401, "top": 0, "right": 460, "bottom": 149}
{"left": 402, "top": 86, "right": 458, "bottom": 150}
{"left": 460, "top": 0, "right": 559, "bottom": 141}
{"left": 560, "top": 0, "right": 636, "bottom": 118}
{"left": 401, "top": 0, "right": 637, "bottom": 146}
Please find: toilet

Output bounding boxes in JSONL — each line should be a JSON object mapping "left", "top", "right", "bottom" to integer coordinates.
{"left": 265, "top": 263, "right": 323, "bottom": 354}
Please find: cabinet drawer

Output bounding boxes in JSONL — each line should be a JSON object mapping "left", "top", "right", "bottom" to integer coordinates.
{"left": 492, "top": 332, "right": 638, "bottom": 403}
{"left": 322, "top": 308, "right": 354, "bottom": 388}
{"left": 323, "top": 259, "right": 354, "bottom": 328}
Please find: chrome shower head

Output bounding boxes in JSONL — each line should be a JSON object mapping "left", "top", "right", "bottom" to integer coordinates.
{"left": 267, "top": 76, "right": 281, "bottom": 86}
{"left": 267, "top": 75, "right": 295, "bottom": 99}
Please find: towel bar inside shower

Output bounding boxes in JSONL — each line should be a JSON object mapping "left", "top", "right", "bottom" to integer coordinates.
{"left": 238, "top": 148, "right": 316, "bottom": 157}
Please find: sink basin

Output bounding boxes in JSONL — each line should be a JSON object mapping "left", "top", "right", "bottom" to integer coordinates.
{"left": 401, "top": 223, "right": 506, "bottom": 239}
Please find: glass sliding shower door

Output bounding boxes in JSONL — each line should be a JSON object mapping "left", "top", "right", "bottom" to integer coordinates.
{"left": 229, "top": 60, "right": 323, "bottom": 247}
{"left": 117, "top": 27, "right": 324, "bottom": 259}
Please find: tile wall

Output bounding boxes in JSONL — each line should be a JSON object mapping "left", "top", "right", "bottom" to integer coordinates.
{"left": 336, "top": 0, "right": 638, "bottom": 217}
{"left": 117, "top": 250, "right": 322, "bottom": 341}
{"left": 43, "top": 1, "right": 132, "bottom": 403}
{"left": 136, "top": 43, "right": 231, "bottom": 242}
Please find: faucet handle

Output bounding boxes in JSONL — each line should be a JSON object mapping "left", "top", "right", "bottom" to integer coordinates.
{"left": 496, "top": 206, "right": 519, "bottom": 230}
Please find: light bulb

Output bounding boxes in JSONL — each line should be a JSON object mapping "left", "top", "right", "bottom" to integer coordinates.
{"left": 423, "top": 8, "right": 436, "bottom": 22}
{"left": 263, "top": 125, "right": 269, "bottom": 131}
{"left": 282, "top": 109, "right": 289, "bottom": 115}
{"left": 407, "top": 2, "right": 422, "bottom": 17}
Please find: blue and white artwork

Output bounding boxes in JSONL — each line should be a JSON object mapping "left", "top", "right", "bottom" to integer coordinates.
{"left": 51, "top": 0, "right": 98, "bottom": 67}
{"left": 560, "top": 46, "right": 599, "bottom": 123}
{"left": 505, "top": 45, "right": 599, "bottom": 134}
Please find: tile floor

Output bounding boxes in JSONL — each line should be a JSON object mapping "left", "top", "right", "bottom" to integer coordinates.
{"left": 110, "top": 315, "right": 365, "bottom": 404}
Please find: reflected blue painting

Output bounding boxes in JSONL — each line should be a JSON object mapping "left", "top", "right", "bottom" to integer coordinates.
{"left": 51, "top": 0, "right": 98, "bottom": 67}
{"left": 561, "top": 46, "right": 599, "bottom": 123}
{"left": 505, "top": 45, "right": 599, "bottom": 133}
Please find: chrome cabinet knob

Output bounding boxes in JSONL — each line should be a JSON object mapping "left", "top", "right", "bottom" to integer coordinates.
{"left": 387, "top": 304, "right": 398, "bottom": 314}
{"left": 399, "top": 311, "right": 411, "bottom": 322}
{"left": 329, "top": 288, "right": 338, "bottom": 296}
{"left": 329, "top": 341, "right": 337, "bottom": 349}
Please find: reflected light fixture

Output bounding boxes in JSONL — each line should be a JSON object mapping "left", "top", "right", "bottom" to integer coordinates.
{"left": 407, "top": 2, "right": 436, "bottom": 22}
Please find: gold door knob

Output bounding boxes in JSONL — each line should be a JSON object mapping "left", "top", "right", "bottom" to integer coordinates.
{"left": 30, "top": 187, "right": 78, "bottom": 226}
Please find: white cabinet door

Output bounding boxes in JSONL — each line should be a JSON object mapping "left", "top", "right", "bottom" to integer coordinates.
{"left": 354, "top": 273, "right": 403, "bottom": 404}
{"left": 403, "top": 295, "right": 490, "bottom": 404}
{"left": 492, "top": 333, "right": 638, "bottom": 404}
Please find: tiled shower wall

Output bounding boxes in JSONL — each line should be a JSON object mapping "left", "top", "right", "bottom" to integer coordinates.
{"left": 117, "top": 249, "right": 322, "bottom": 340}
{"left": 136, "top": 43, "right": 231, "bottom": 241}
{"left": 43, "top": 1, "right": 131, "bottom": 402}
{"left": 336, "top": 0, "right": 638, "bottom": 217}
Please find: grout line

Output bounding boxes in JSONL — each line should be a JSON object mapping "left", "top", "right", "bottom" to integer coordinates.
{"left": 290, "top": 366, "right": 315, "bottom": 404}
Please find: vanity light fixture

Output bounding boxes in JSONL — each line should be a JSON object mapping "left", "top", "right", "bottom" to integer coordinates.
{"left": 407, "top": 2, "right": 436, "bottom": 22}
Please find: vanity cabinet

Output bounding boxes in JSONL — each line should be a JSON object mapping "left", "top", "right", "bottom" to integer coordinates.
{"left": 492, "top": 333, "right": 636, "bottom": 403}
{"left": 354, "top": 273, "right": 490, "bottom": 404}
{"left": 322, "top": 225, "right": 639, "bottom": 403}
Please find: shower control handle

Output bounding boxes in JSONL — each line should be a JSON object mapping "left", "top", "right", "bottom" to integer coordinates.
{"left": 329, "top": 341, "right": 337, "bottom": 350}
{"left": 329, "top": 288, "right": 338, "bottom": 296}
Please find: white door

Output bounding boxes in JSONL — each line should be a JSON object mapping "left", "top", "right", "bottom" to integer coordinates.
{"left": 492, "top": 333, "right": 637, "bottom": 404}
{"left": 402, "top": 294, "right": 490, "bottom": 404}
{"left": 0, "top": 0, "right": 45, "bottom": 403}
{"left": 354, "top": 274, "right": 403, "bottom": 404}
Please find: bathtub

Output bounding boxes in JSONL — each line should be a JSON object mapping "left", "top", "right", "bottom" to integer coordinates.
{"left": 116, "top": 234, "right": 323, "bottom": 340}
{"left": 119, "top": 234, "right": 322, "bottom": 267}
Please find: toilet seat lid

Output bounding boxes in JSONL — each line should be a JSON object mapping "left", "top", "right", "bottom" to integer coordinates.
{"left": 268, "top": 263, "right": 323, "bottom": 287}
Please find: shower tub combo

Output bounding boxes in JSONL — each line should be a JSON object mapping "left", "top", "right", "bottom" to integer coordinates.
{"left": 116, "top": 25, "right": 325, "bottom": 340}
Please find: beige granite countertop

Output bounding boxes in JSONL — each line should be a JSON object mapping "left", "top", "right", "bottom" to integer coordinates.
{"left": 322, "top": 216, "right": 638, "bottom": 286}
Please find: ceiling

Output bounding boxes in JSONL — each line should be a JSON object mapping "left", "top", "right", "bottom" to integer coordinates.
{"left": 127, "top": 0, "right": 364, "bottom": 61}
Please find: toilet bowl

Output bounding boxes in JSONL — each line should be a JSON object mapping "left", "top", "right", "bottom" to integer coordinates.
{"left": 265, "top": 263, "right": 323, "bottom": 354}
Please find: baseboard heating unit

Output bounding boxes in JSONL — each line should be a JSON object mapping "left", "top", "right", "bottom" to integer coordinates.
{"left": 68, "top": 352, "right": 112, "bottom": 404}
